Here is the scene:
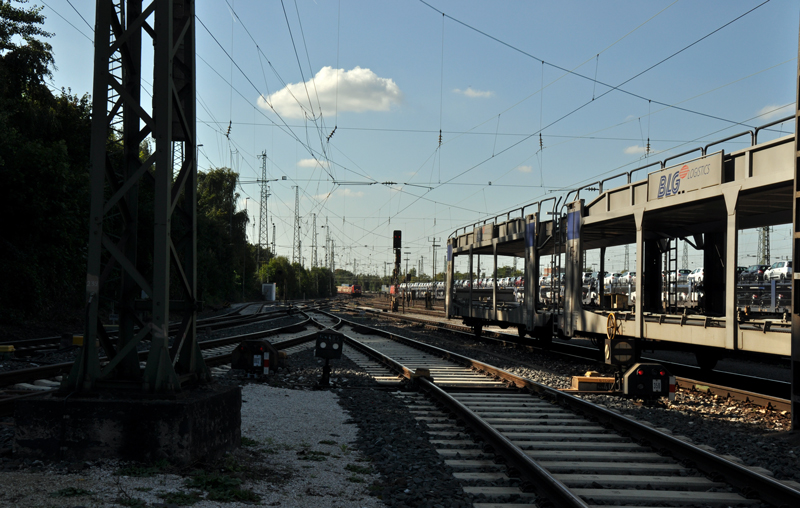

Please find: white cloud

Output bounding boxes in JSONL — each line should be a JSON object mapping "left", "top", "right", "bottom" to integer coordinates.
{"left": 313, "top": 187, "right": 364, "bottom": 200}
{"left": 258, "top": 66, "right": 402, "bottom": 119}
{"left": 624, "top": 145, "right": 662, "bottom": 156}
{"left": 624, "top": 145, "right": 647, "bottom": 155}
{"left": 297, "top": 158, "right": 329, "bottom": 169}
{"left": 338, "top": 188, "right": 364, "bottom": 198}
{"left": 516, "top": 165, "right": 532, "bottom": 173}
{"left": 453, "top": 87, "right": 494, "bottom": 98}
{"left": 756, "top": 104, "right": 794, "bottom": 121}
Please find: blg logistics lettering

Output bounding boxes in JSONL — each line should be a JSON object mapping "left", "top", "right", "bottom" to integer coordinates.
{"left": 649, "top": 152, "right": 720, "bottom": 201}
{"left": 657, "top": 163, "right": 711, "bottom": 198}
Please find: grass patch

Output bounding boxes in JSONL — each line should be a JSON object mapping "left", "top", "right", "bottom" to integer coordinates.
{"left": 185, "top": 472, "right": 260, "bottom": 503}
{"left": 297, "top": 450, "right": 330, "bottom": 462}
{"left": 207, "top": 487, "right": 260, "bottom": 503}
{"left": 262, "top": 437, "right": 293, "bottom": 454}
{"left": 157, "top": 490, "right": 202, "bottom": 506}
{"left": 345, "top": 464, "right": 373, "bottom": 475}
{"left": 347, "top": 475, "right": 365, "bottom": 483}
{"left": 222, "top": 455, "right": 247, "bottom": 473}
{"left": 116, "top": 497, "right": 146, "bottom": 507}
{"left": 50, "top": 487, "right": 93, "bottom": 498}
{"left": 318, "top": 439, "right": 337, "bottom": 445}
{"left": 115, "top": 458, "right": 171, "bottom": 477}
{"left": 240, "top": 437, "right": 259, "bottom": 447}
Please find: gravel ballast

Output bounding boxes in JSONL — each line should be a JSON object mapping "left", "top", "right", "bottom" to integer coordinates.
{"left": 2, "top": 380, "right": 385, "bottom": 507}
{"left": 3, "top": 304, "right": 799, "bottom": 506}
{"left": 337, "top": 310, "right": 800, "bottom": 485}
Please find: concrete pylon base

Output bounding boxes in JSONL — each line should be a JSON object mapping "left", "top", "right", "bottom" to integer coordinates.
{"left": 13, "top": 384, "right": 241, "bottom": 464}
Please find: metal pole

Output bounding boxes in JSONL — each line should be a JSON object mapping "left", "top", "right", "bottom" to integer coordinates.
{"left": 243, "top": 197, "right": 248, "bottom": 300}
{"left": 791, "top": 20, "right": 800, "bottom": 430}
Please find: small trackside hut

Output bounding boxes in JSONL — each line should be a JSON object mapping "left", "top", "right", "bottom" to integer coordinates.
{"left": 446, "top": 119, "right": 795, "bottom": 396}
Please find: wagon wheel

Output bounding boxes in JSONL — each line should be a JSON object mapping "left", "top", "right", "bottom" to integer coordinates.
{"left": 606, "top": 313, "right": 618, "bottom": 340}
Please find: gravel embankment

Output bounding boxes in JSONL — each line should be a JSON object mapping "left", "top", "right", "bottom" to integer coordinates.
{"left": 336, "top": 311, "right": 800, "bottom": 485}
{"left": 2, "top": 306, "right": 798, "bottom": 506}
{"left": 1, "top": 358, "right": 387, "bottom": 507}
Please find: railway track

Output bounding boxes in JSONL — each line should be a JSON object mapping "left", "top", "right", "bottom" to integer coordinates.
{"left": 0, "top": 304, "right": 333, "bottom": 416}
{"left": 350, "top": 302, "right": 793, "bottom": 412}
{"left": 0, "top": 302, "right": 290, "bottom": 356}
{"left": 316, "top": 309, "right": 800, "bottom": 507}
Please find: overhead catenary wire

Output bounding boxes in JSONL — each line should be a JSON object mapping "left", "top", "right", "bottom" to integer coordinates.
{"left": 196, "top": 2, "right": 786, "bottom": 268}
{"left": 40, "top": 1, "right": 92, "bottom": 43}
{"left": 417, "top": 0, "right": 772, "bottom": 130}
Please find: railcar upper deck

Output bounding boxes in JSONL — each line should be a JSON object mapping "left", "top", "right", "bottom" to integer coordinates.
{"left": 446, "top": 120, "right": 794, "bottom": 361}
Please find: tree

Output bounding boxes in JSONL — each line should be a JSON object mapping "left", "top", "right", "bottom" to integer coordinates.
{"left": 196, "top": 167, "right": 249, "bottom": 303}
{"left": 0, "top": 2, "right": 92, "bottom": 323}
{"left": 263, "top": 257, "right": 296, "bottom": 300}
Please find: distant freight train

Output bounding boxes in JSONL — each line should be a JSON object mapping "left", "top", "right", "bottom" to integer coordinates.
{"left": 337, "top": 284, "right": 362, "bottom": 296}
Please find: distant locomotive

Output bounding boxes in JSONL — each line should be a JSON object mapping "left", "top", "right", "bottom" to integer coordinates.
{"left": 337, "top": 284, "right": 362, "bottom": 296}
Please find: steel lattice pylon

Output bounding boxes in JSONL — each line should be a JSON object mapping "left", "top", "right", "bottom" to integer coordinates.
{"left": 258, "top": 151, "right": 269, "bottom": 273}
{"left": 682, "top": 241, "right": 688, "bottom": 269}
{"left": 311, "top": 213, "right": 317, "bottom": 267}
{"left": 66, "top": 0, "right": 209, "bottom": 393}
{"left": 292, "top": 186, "right": 301, "bottom": 265}
{"left": 757, "top": 226, "right": 770, "bottom": 265}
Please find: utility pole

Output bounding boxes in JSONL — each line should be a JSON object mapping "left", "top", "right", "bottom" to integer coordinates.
{"left": 391, "top": 230, "right": 402, "bottom": 312}
{"left": 791, "top": 24, "right": 800, "bottom": 430}
{"left": 624, "top": 245, "right": 630, "bottom": 272}
{"left": 311, "top": 213, "right": 317, "bottom": 268}
{"left": 243, "top": 197, "right": 248, "bottom": 300}
{"left": 271, "top": 223, "right": 276, "bottom": 255}
{"left": 292, "top": 186, "right": 300, "bottom": 265}
{"left": 681, "top": 241, "right": 688, "bottom": 269}
{"left": 68, "top": 0, "right": 208, "bottom": 393}
{"left": 757, "top": 226, "right": 770, "bottom": 265}
{"left": 258, "top": 151, "right": 268, "bottom": 279}
{"left": 430, "top": 237, "right": 441, "bottom": 282}
{"left": 324, "top": 216, "right": 329, "bottom": 269}
{"left": 404, "top": 252, "right": 411, "bottom": 280}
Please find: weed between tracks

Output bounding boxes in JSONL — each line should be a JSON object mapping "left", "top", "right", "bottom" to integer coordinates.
{"left": 107, "top": 446, "right": 290, "bottom": 505}
{"left": 49, "top": 487, "right": 94, "bottom": 498}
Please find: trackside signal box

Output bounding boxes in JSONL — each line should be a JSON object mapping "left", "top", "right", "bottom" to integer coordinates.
{"left": 315, "top": 330, "right": 344, "bottom": 360}
{"left": 315, "top": 330, "right": 344, "bottom": 386}
{"left": 393, "top": 230, "right": 402, "bottom": 249}
{"left": 231, "top": 340, "right": 282, "bottom": 377}
{"left": 622, "top": 362, "right": 675, "bottom": 400}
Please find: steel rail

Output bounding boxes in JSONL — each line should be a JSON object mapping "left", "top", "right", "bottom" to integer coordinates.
{"left": 0, "top": 302, "right": 263, "bottom": 348}
{"left": 325, "top": 310, "right": 800, "bottom": 508}
{"left": 326, "top": 312, "right": 588, "bottom": 507}
{"left": 1, "top": 307, "right": 291, "bottom": 351}
{"left": 352, "top": 305, "right": 793, "bottom": 410}
{"left": 0, "top": 311, "right": 328, "bottom": 415}
{"left": 0, "top": 312, "right": 317, "bottom": 389}
{"left": 418, "top": 378, "right": 589, "bottom": 508}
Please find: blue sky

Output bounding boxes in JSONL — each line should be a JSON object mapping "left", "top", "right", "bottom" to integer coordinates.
{"left": 41, "top": 0, "right": 798, "bottom": 276}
